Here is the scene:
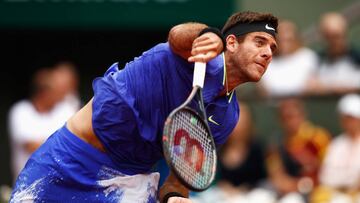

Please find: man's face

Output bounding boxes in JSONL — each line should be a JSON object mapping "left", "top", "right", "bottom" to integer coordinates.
{"left": 231, "top": 32, "right": 277, "bottom": 82}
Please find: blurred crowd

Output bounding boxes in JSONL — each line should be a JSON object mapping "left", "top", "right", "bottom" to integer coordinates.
{"left": 1, "top": 11, "right": 360, "bottom": 203}
{"left": 259, "top": 12, "right": 360, "bottom": 98}
{"left": 191, "top": 94, "right": 360, "bottom": 203}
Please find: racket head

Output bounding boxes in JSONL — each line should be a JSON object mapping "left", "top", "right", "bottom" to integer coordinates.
{"left": 162, "top": 107, "right": 217, "bottom": 191}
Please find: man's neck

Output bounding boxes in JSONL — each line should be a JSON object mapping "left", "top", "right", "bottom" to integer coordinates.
{"left": 223, "top": 52, "right": 243, "bottom": 94}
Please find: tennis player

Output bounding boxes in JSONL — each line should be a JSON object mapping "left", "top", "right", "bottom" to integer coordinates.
{"left": 10, "top": 11, "right": 278, "bottom": 203}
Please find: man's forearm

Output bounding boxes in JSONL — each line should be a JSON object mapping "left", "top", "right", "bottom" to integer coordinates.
{"left": 168, "top": 22, "right": 208, "bottom": 59}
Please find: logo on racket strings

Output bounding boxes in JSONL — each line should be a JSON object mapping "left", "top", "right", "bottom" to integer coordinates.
{"left": 173, "top": 129, "right": 205, "bottom": 172}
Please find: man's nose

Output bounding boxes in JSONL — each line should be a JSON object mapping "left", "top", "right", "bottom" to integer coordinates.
{"left": 261, "top": 46, "right": 273, "bottom": 60}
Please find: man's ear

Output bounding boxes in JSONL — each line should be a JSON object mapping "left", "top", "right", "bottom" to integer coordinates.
{"left": 225, "top": 34, "right": 238, "bottom": 52}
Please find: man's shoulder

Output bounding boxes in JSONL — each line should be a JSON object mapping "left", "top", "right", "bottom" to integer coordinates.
{"left": 142, "top": 42, "right": 172, "bottom": 57}
{"left": 8, "top": 100, "right": 38, "bottom": 124}
{"left": 298, "top": 47, "right": 317, "bottom": 57}
{"left": 131, "top": 42, "right": 184, "bottom": 67}
{"left": 9, "top": 100, "right": 34, "bottom": 114}
{"left": 329, "top": 133, "right": 352, "bottom": 149}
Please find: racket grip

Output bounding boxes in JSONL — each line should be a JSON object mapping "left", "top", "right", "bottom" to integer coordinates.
{"left": 193, "top": 62, "right": 206, "bottom": 88}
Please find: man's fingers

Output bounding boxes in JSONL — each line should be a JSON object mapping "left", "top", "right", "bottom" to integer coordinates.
{"left": 188, "top": 51, "right": 217, "bottom": 63}
{"left": 191, "top": 44, "right": 218, "bottom": 56}
{"left": 192, "top": 36, "right": 216, "bottom": 47}
{"left": 193, "top": 33, "right": 223, "bottom": 51}
{"left": 194, "top": 32, "right": 221, "bottom": 43}
{"left": 188, "top": 32, "right": 224, "bottom": 63}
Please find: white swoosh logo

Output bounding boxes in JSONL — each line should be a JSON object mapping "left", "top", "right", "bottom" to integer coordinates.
{"left": 265, "top": 24, "right": 275, "bottom": 31}
{"left": 208, "top": 115, "right": 220, "bottom": 126}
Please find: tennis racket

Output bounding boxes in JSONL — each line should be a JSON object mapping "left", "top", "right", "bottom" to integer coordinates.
{"left": 162, "top": 62, "right": 217, "bottom": 191}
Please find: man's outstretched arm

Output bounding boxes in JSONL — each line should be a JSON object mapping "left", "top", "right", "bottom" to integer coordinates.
{"left": 168, "top": 23, "right": 224, "bottom": 63}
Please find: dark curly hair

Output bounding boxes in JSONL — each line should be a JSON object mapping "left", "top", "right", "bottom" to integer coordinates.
{"left": 222, "top": 11, "right": 278, "bottom": 35}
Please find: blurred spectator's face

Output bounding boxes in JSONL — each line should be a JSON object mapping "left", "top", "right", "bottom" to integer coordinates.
{"left": 277, "top": 21, "right": 300, "bottom": 56}
{"left": 320, "top": 13, "right": 347, "bottom": 56}
{"left": 322, "top": 27, "right": 346, "bottom": 51}
{"left": 279, "top": 99, "right": 305, "bottom": 135}
{"left": 340, "top": 115, "right": 360, "bottom": 137}
{"left": 32, "top": 68, "right": 61, "bottom": 110}
{"left": 52, "top": 63, "right": 79, "bottom": 100}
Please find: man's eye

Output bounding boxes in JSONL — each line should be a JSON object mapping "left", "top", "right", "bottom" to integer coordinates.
{"left": 255, "top": 39, "right": 264, "bottom": 46}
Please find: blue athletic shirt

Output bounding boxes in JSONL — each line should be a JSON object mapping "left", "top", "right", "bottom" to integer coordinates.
{"left": 92, "top": 42, "right": 239, "bottom": 175}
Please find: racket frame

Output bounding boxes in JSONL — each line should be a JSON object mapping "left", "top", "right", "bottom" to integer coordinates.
{"left": 162, "top": 62, "right": 217, "bottom": 191}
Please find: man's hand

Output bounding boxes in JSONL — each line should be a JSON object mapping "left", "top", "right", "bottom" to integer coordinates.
{"left": 159, "top": 171, "right": 190, "bottom": 203}
{"left": 167, "top": 196, "right": 193, "bottom": 203}
{"left": 188, "top": 32, "right": 224, "bottom": 63}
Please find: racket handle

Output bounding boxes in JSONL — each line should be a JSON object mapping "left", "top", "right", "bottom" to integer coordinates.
{"left": 193, "top": 62, "right": 206, "bottom": 88}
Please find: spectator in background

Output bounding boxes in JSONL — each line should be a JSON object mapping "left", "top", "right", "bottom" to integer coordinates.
{"left": 307, "top": 12, "right": 360, "bottom": 95}
{"left": 266, "top": 98, "right": 331, "bottom": 203}
{"left": 191, "top": 102, "right": 270, "bottom": 203}
{"left": 311, "top": 94, "right": 360, "bottom": 203}
{"left": 259, "top": 20, "right": 318, "bottom": 98}
{"left": 51, "top": 61, "right": 81, "bottom": 120}
{"left": 9, "top": 68, "right": 60, "bottom": 181}
{"left": 8, "top": 63, "right": 80, "bottom": 182}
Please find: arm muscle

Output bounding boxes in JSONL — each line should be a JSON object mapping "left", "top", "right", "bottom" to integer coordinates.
{"left": 168, "top": 23, "right": 207, "bottom": 60}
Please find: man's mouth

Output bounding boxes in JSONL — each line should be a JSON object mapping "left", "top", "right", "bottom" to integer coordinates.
{"left": 255, "top": 62, "right": 266, "bottom": 71}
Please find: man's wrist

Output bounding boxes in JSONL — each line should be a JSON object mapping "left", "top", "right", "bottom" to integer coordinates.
{"left": 198, "top": 27, "right": 226, "bottom": 51}
{"left": 161, "top": 192, "right": 184, "bottom": 203}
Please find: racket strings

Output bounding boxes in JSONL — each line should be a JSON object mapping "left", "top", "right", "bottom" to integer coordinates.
{"left": 169, "top": 110, "right": 215, "bottom": 189}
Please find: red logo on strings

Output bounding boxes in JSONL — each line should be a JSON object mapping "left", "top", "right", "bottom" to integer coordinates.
{"left": 173, "top": 129, "right": 205, "bottom": 172}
